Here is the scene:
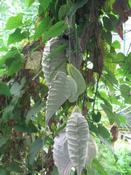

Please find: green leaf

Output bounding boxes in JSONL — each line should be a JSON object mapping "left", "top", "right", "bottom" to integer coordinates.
{"left": 114, "top": 52, "right": 125, "bottom": 62}
{"left": 120, "top": 84, "right": 131, "bottom": 104}
{"left": 29, "top": 138, "right": 44, "bottom": 165}
{"left": 105, "top": 0, "right": 115, "bottom": 10}
{"left": 101, "top": 103, "right": 115, "bottom": 124}
{"left": 98, "top": 124, "right": 111, "bottom": 139}
{"left": 92, "top": 112, "right": 101, "bottom": 123}
{"left": 6, "top": 13, "right": 23, "bottom": 30}
{"left": 48, "top": 44, "right": 67, "bottom": 59}
{"left": 25, "top": 0, "right": 35, "bottom": 7}
{"left": 104, "top": 70, "right": 118, "bottom": 86}
{"left": 102, "top": 31, "right": 112, "bottom": 44}
{"left": 34, "top": 17, "right": 51, "bottom": 40}
{"left": 0, "top": 47, "right": 24, "bottom": 76}
{"left": 112, "top": 40, "right": 121, "bottom": 49}
{"left": 0, "top": 82, "right": 11, "bottom": 96}
{"left": 39, "top": 0, "right": 52, "bottom": 11}
{"left": 8, "top": 28, "right": 28, "bottom": 44}
{"left": 67, "top": 64, "right": 86, "bottom": 96}
{"left": 43, "top": 21, "right": 67, "bottom": 42}
{"left": 103, "top": 16, "right": 113, "bottom": 31}
{"left": 68, "top": 0, "right": 88, "bottom": 17}
{"left": 58, "top": 4, "right": 70, "bottom": 20}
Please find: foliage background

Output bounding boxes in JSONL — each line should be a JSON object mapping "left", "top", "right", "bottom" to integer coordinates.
{"left": 0, "top": 0, "right": 131, "bottom": 175}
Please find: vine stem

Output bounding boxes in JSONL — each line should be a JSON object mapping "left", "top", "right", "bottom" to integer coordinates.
{"left": 92, "top": 74, "right": 100, "bottom": 113}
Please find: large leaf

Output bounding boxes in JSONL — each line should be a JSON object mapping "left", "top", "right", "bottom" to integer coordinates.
{"left": 66, "top": 112, "right": 89, "bottom": 175}
{"left": 53, "top": 132, "right": 72, "bottom": 175}
{"left": 67, "top": 64, "right": 86, "bottom": 96}
{"left": 6, "top": 13, "right": 23, "bottom": 30}
{"left": 46, "top": 71, "right": 71, "bottom": 123}
{"left": 67, "top": 76, "right": 78, "bottom": 103}
{"left": 42, "top": 37, "right": 67, "bottom": 85}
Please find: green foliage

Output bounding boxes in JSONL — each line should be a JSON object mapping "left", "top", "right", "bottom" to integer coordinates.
{"left": 97, "top": 141, "right": 131, "bottom": 175}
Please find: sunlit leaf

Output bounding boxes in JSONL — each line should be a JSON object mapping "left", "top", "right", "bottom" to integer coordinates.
{"left": 6, "top": 13, "right": 23, "bottom": 30}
